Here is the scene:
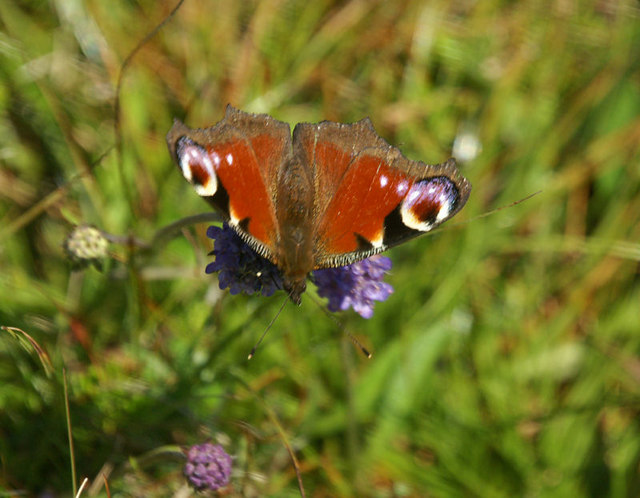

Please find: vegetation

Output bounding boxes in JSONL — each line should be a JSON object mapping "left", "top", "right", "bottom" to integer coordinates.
{"left": 1, "top": 0, "right": 639, "bottom": 496}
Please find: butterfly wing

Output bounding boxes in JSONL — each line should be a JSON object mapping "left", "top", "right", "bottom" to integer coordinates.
{"left": 166, "top": 105, "right": 292, "bottom": 262}
{"left": 292, "top": 118, "right": 471, "bottom": 269}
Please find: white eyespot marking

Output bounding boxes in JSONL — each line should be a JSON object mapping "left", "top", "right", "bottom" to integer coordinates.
{"left": 400, "top": 177, "right": 458, "bottom": 232}
{"left": 179, "top": 155, "right": 193, "bottom": 183}
{"left": 401, "top": 210, "right": 434, "bottom": 232}
{"left": 226, "top": 153, "right": 233, "bottom": 165}
{"left": 211, "top": 152, "right": 221, "bottom": 166}
{"left": 379, "top": 174, "right": 389, "bottom": 188}
{"left": 194, "top": 181, "right": 218, "bottom": 197}
{"left": 178, "top": 141, "right": 218, "bottom": 197}
{"left": 436, "top": 198, "right": 452, "bottom": 222}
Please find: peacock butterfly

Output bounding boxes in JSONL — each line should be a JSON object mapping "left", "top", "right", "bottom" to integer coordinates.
{"left": 166, "top": 105, "right": 471, "bottom": 305}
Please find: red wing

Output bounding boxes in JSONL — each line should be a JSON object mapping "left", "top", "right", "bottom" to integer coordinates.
{"left": 292, "top": 119, "right": 471, "bottom": 269}
{"left": 167, "top": 106, "right": 292, "bottom": 261}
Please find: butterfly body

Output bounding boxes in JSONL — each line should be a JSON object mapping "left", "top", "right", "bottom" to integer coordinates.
{"left": 167, "top": 105, "right": 471, "bottom": 304}
{"left": 273, "top": 156, "right": 315, "bottom": 300}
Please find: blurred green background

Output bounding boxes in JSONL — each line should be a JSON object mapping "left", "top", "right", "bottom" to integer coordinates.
{"left": 1, "top": 0, "right": 639, "bottom": 496}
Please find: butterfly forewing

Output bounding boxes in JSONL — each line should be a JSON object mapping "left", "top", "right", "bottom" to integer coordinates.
{"left": 292, "top": 120, "right": 471, "bottom": 269}
{"left": 167, "top": 106, "right": 292, "bottom": 261}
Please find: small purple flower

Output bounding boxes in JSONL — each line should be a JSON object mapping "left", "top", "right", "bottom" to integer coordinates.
{"left": 183, "top": 442, "right": 232, "bottom": 492}
{"left": 313, "top": 256, "right": 394, "bottom": 319}
{"left": 206, "top": 223, "right": 283, "bottom": 297}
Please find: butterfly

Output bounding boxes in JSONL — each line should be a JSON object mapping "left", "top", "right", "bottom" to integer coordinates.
{"left": 166, "top": 105, "right": 471, "bottom": 305}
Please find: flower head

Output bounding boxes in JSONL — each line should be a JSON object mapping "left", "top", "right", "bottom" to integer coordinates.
{"left": 183, "top": 442, "right": 232, "bottom": 492}
{"left": 206, "top": 223, "right": 283, "bottom": 297}
{"left": 206, "top": 224, "right": 393, "bottom": 317}
{"left": 313, "top": 255, "right": 394, "bottom": 319}
{"left": 63, "top": 225, "right": 109, "bottom": 270}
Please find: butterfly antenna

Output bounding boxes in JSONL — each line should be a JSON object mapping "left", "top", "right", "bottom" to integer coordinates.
{"left": 446, "top": 190, "right": 542, "bottom": 230}
{"left": 248, "top": 295, "right": 289, "bottom": 360}
{"left": 307, "top": 292, "right": 372, "bottom": 358}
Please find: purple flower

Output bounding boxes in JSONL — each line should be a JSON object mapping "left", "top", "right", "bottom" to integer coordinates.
{"left": 183, "top": 442, "right": 232, "bottom": 491}
{"left": 206, "top": 223, "right": 394, "bottom": 317}
{"left": 206, "top": 223, "right": 283, "bottom": 297}
{"left": 313, "top": 256, "right": 394, "bottom": 319}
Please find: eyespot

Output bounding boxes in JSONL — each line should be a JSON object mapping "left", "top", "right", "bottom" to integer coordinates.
{"left": 176, "top": 137, "right": 218, "bottom": 197}
{"left": 400, "top": 177, "right": 459, "bottom": 232}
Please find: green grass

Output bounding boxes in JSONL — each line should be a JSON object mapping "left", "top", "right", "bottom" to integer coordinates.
{"left": 1, "top": 0, "right": 640, "bottom": 496}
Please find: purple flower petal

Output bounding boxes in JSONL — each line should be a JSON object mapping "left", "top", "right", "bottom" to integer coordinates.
{"left": 313, "top": 255, "right": 394, "bottom": 318}
{"left": 206, "top": 223, "right": 283, "bottom": 297}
